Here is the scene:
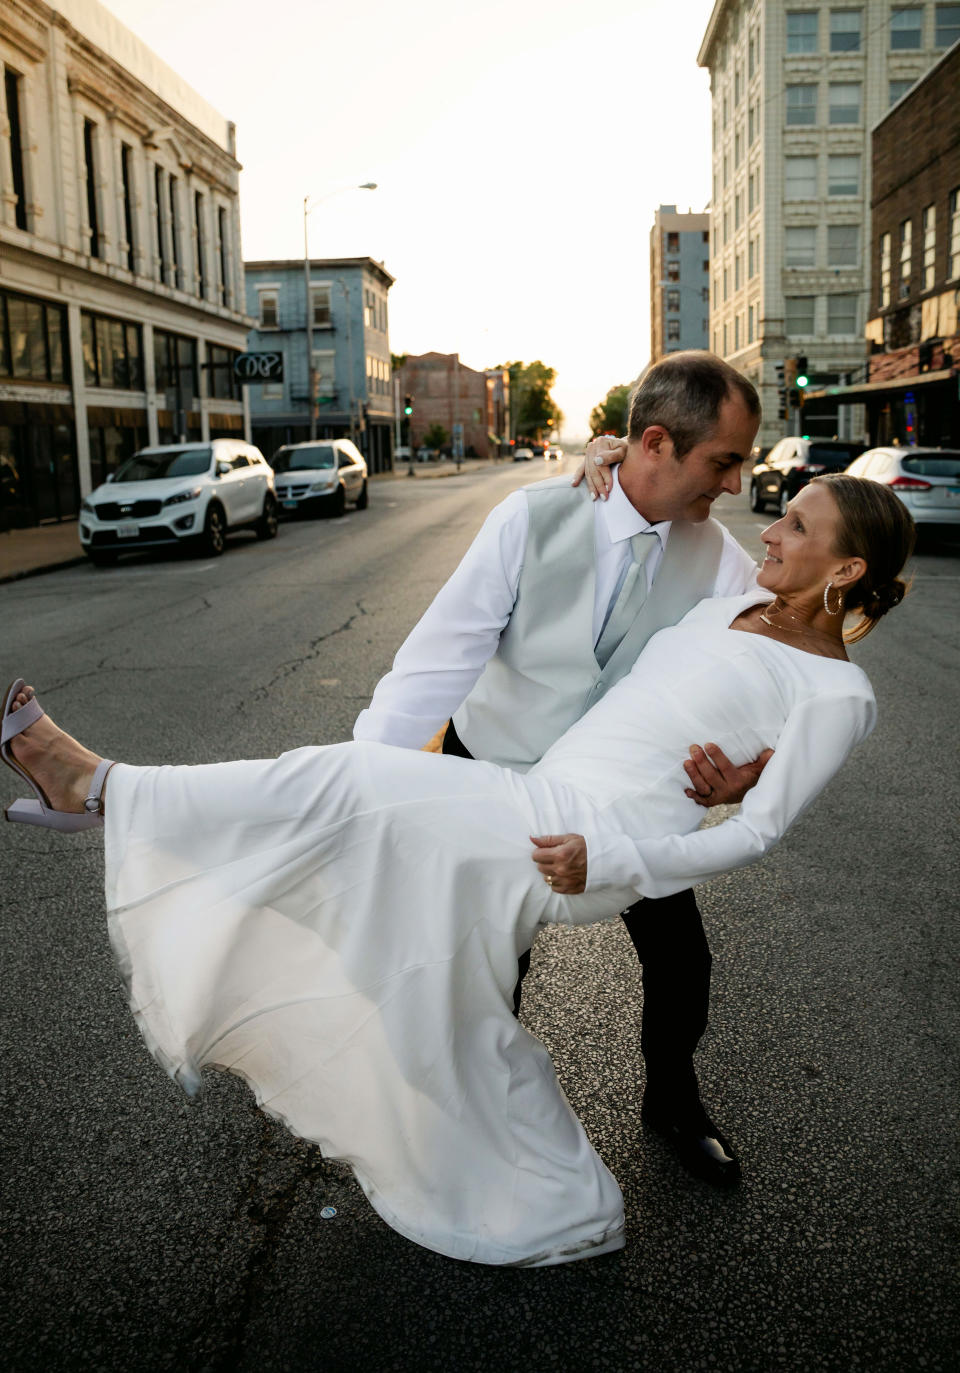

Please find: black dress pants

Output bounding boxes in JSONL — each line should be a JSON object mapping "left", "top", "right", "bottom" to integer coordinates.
{"left": 442, "top": 721, "right": 713, "bottom": 1098}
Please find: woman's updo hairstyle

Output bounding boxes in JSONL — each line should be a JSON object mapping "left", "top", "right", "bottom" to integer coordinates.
{"left": 813, "top": 474, "right": 916, "bottom": 643}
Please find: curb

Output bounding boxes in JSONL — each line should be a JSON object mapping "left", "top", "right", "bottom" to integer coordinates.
{"left": 0, "top": 555, "right": 88, "bottom": 587}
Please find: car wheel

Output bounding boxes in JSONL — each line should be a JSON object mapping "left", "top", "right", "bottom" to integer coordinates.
{"left": 199, "top": 503, "right": 226, "bottom": 556}
{"left": 749, "top": 480, "right": 764, "bottom": 513}
{"left": 255, "top": 492, "right": 279, "bottom": 540}
{"left": 355, "top": 479, "right": 368, "bottom": 511}
{"left": 778, "top": 484, "right": 790, "bottom": 517}
{"left": 87, "top": 550, "right": 117, "bottom": 567}
{"left": 328, "top": 485, "right": 346, "bottom": 518}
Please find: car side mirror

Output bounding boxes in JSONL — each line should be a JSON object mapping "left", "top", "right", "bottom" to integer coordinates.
{"left": 216, "top": 461, "right": 230, "bottom": 477}
{"left": 105, "top": 472, "right": 115, "bottom": 483}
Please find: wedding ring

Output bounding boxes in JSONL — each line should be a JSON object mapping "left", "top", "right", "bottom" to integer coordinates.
{"left": 546, "top": 875, "right": 554, "bottom": 885}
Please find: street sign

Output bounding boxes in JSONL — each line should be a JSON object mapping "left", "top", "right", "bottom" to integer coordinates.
{"left": 233, "top": 352, "right": 284, "bottom": 384}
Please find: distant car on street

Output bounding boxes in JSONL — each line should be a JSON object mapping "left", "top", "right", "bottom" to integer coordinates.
{"left": 750, "top": 437, "right": 864, "bottom": 515}
{"left": 270, "top": 439, "right": 368, "bottom": 517}
{"left": 79, "top": 439, "right": 278, "bottom": 566}
{"left": 544, "top": 446, "right": 563, "bottom": 461}
{"left": 513, "top": 447, "right": 534, "bottom": 462}
{"left": 844, "top": 446, "right": 960, "bottom": 529}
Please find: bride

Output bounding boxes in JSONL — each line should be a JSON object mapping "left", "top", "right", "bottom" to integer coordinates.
{"left": 2, "top": 475, "right": 913, "bottom": 1269}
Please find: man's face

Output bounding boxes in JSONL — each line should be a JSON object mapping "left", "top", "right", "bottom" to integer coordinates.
{"left": 632, "top": 394, "right": 759, "bottom": 524}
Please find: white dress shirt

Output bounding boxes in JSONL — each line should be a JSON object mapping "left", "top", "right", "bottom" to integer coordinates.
{"left": 354, "top": 468, "right": 759, "bottom": 750}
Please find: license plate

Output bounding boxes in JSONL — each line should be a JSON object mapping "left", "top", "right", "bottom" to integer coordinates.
{"left": 282, "top": 499, "right": 299, "bottom": 509}
{"left": 117, "top": 522, "right": 139, "bottom": 538}
{"left": 946, "top": 487, "right": 960, "bottom": 499}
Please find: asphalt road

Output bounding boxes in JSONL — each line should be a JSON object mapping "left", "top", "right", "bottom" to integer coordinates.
{"left": 2, "top": 460, "right": 958, "bottom": 1373}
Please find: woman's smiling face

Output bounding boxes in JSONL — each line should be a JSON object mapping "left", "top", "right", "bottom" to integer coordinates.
{"left": 758, "top": 481, "right": 851, "bottom": 600}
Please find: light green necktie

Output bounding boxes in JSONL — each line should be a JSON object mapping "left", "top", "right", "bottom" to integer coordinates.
{"left": 594, "top": 531, "right": 658, "bottom": 668}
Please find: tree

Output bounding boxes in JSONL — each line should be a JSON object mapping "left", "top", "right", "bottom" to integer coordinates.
{"left": 589, "top": 383, "right": 632, "bottom": 438}
{"left": 422, "top": 422, "right": 449, "bottom": 452}
{"left": 498, "top": 360, "right": 564, "bottom": 440}
{"left": 390, "top": 352, "right": 408, "bottom": 372}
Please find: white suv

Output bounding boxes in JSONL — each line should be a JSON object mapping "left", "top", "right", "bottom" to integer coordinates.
{"left": 79, "top": 440, "right": 279, "bottom": 565}
{"left": 271, "top": 439, "right": 368, "bottom": 517}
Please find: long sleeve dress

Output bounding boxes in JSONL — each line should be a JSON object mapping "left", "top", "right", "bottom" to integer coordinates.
{"left": 104, "top": 593, "right": 876, "bottom": 1269}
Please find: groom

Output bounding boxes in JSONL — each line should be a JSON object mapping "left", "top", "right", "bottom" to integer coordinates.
{"left": 354, "top": 351, "right": 766, "bottom": 1186}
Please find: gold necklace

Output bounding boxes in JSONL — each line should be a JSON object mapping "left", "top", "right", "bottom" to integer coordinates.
{"left": 759, "top": 599, "right": 823, "bottom": 637}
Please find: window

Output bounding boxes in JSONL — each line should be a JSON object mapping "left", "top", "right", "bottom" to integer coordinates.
{"left": 828, "top": 154, "right": 859, "bottom": 196}
{"left": 217, "top": 206, "right": 229, "bottom": 307}
{"left": 154, "top": 165, "right": 167, "bottom": 283}
{"left": 899, "top": 218, "right": 913, "bottom": 297}
{"left": 364, "top": 289, "right": 376, "bottom": 329}
{"left": 830, "top": 9, "right": 861, "bottom": 50}
{"left": 194, "top": 191, "right": 205, "bottom": 298}
{"left": 667, "top": 260, "right": 680, "bottom": 281}
{"left": 734, "top": 314, "right": 741, "bottom": 349}
{"left": 890, "top": 8, "right": 922, "bottom": 48}
{"left": 922, "top": 206, "right": 936, "bottom": 290}
{"left": 723, "top": 267, "right": 729, "bottom": 301}
{"left": 735, "top": 192, "right": 743, "bottom": 229}
{"left": 258, "top": 289, "right": 279, "bottom": 329}
{"left": 786, "top": 85, "right": 817, "bottom": 125}
{"left": 785, "top": 156, "right": 817, "bottom": 198}
{"left": 829, "top": 83, "right": 860, "bottom": 124}
{"left": 4, "top": 70, "right": 28, "bottom": 231}
{"left": 786, "top": 11, "right": 818, "bottom": 52}
{"left": 935, "top": 3, "right": 960, "bottom": 45}
{"left": 723, "top": 210, "right": 729, "bottom": 245}
{"left": 734, "top": 68, "right": 742, "bottom": 105}
{"left": 667, "top": 319, "right": 681, "bottom": 342}
{"left": 748, "top": 302, "right": 756, "bottom": 342}
{"left": 827, "top": 224, "right": 859, "bottom": 266}
{"left": 169, "top": 175, "right": 182, "bottom": 290}
{"left": 827, "top": 293, "right": 858, "bottom": 334}
{"left": 153, "top": 329, "right": 198, "bottom": 399}
{"left": 723, "top": 323, "right": 728, "bottom": 353}
{"left": 735, "top": 254, "right": 742, "bottom": 289}
{"left": 889, "top": 78, "right": 916, "bottom": 105}
{"left": 880, "top": 231, "right": 892, "bottom": 306}
{"left": 667, "top": 289, "right": 680, "bottom": 311}
{"left": 702, "top": 285, "right": 710, "bottom": 301}
{"left": 713, "top": 278, "right": 719, "bottom": 308}
{"left": 83, "top": 119, "right": 100, "bottom": 258}
{"left": 785, "top": 226, "right": 817, "bottom": 267}
{"left": 666, "top": 231, "right": 680, "bottom": 251}
{"left": 748, "top": 33, "right": 756, "bottom": 77}
{"left": 207, "top": 344, "right": 239, "bottom": 400}
{"left": 310, "top": 350, "right": 335, "bottom": 398}
{"left": 311, "top": 285, "right": 332, "bottom": 326}
{"left": 785, "top": 296, "right": 816, "bottom": 333}
{"left": 1, "top": 290, "right": 67, "bottom": 382}
{"left": 748, "top": 237, "right": 755, "bottom": 277}
{"left": 723, "top": 154, "right": 729, "bottom": 188}
{"left": 120, "top": 144, "right": 136, "bottom": 272}
{"left": 949, "top": 188, "right": 960, "bottom": 278}
{"left": 80, "top": 311, "right": 143, "bottom": 389}
{"left": 748, "top": 103, "right": 755, "bottom": 144}
{"left": 735, "top": 130, "right": 742, "bottom": 166}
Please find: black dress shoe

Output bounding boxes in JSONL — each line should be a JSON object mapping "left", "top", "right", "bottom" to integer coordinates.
{"left": 641, "top": 1094, "right": 742, "bottom": 1187}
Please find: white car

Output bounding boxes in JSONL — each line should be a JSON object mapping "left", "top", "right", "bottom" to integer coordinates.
{"left": 79, "top": 440, "right": 278, "bottom": 566}
{"left": 544, "top": 446, "right": 564, "bottom": 461}
{"left": 845, "top": 446, "right": 960, "bottom": 527}
{"left": 270, "top": 439, "right": 368, "bottom": 516}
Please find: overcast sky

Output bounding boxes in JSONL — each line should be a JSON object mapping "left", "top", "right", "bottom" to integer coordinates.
{"left": 104, "top": 0, "right": 718, "bottom": 437}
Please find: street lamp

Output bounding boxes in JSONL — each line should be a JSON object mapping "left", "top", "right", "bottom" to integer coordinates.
{"left": 303, "top": 182, "right": 377, "bottom": 440}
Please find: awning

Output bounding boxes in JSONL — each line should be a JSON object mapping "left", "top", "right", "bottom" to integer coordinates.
{"left": 804, "top": 367, "right": 956, "bottom": 404}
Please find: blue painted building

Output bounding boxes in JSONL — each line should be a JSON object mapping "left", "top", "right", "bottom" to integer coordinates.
{"left": 649, "top": 205, "right": 710, "bottom": 363}
{"left": 244, "top": 257, "right": 395, "bottom": 473}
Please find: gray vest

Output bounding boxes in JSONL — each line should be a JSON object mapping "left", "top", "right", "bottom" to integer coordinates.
{"left": 452, "top": 477, "right": 724, "bottom": 771}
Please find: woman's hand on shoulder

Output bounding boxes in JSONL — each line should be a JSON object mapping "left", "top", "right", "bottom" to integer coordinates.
{"left": 570, "top": 435, "right": 627, "bottom": 501}
{"left": 530, "top": 833, "right": 587, "bottom": 894}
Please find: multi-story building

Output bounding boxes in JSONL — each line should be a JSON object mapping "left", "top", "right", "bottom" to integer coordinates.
{"left": 808, "top": 38, "right": 960, "bottom": 444}
{"left": 0, "top": 0, "right": 249, "bottom": 529}
{"left": 244, "top": 257, "right": 395, "bottom": 473}
{"left": 698, "top": 0, "right": 958, "bottom": 446}
{"left": 394, "top": 353, "right": 507, "bottom": 460}
{"left": 649, "top": 204, "right": 711, "bottom": 363}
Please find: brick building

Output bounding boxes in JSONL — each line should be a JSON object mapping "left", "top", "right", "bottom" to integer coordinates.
{"left": 394, "top": 353, "right": 507, "bottom": 459}
{"left": 805, "top": 39, "right": 960, "bottom": 445}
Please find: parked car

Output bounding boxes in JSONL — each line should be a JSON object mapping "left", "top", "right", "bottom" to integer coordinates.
{"left": 750, "top": 437, "right": 865, "bottom": 514}
{"left": 513, "top": 447, "right": 534, "bottom": 462}
{"left": 270, "top": 439, "right": 368, "bottom": 516}
{"left": 845, "top": 446, "right": 960, "bottom": 528}
{"left": 544, "top": 446, "right": 564, "bottom": 461}
{"left": 79, "top": 439, "right": 278, "bottom": 566}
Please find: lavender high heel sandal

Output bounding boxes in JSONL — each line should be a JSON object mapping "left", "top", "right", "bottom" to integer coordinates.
{"left": 1, "top": 678, "right": 114, "bottom": 832}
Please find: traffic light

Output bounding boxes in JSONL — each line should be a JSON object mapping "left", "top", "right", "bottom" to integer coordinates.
{"left": 403, "top": 394, "right": 413, "bottom": 416}
{"left": 776, "top": 362, "right": 787, "bottom": 420}
{"left": 795, "top": 355, "right": 809, "bottom": 388}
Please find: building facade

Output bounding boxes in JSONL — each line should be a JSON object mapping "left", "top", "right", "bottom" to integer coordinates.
{"left": 649, "top": 204, "right": 711, "bottom": 363}
{"left": 0, "top": 0, "right": 249, "bottom": 529}
{"left": 807, "top": 40, "right": 960, "bottom": 444}
{"left": 243, "top": 257, "right": 395, "bottom": 473}
{"left": 394, "top": 353, "right": 507, "bottom": 459}
{"left": 698, "top": 0, "right": 958, "bottom": 446}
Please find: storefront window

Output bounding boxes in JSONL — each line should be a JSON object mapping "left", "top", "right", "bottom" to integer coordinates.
{"left": 0, "top": 291, "right": 67, "bottom": 383}
{"left": 80, "top": 311, "right": 144, "bottom": 390}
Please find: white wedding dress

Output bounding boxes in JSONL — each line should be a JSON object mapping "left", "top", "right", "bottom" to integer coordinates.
{"left": 104, "top": 593, "right": 876, "bottom": 1267}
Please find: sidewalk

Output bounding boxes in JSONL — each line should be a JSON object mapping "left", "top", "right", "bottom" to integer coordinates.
{"left": 0, "top": 459, "right": 502, "bottom": 585}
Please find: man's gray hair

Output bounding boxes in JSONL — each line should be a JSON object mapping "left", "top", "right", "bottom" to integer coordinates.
{"left": 627, "top": 352, "right": 760, "bottom": 457}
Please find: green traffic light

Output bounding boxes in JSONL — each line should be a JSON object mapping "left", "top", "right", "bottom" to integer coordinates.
{"left": 796, "top": 374, "right": 809, "bottom": 388}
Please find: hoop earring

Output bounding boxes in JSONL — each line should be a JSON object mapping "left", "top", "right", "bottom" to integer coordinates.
{"left": 824, "top": 581, "right": 844, "bottom": 616}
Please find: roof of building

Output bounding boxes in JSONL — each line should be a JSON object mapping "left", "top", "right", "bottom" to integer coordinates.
{"left": 244, "top": 257, "right": 395, "bottom": 288}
